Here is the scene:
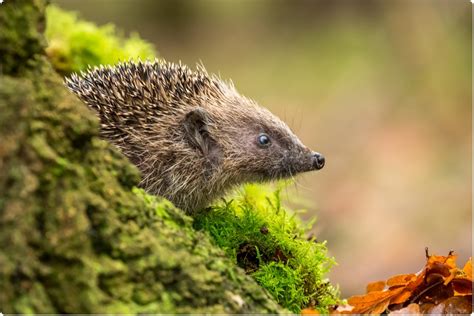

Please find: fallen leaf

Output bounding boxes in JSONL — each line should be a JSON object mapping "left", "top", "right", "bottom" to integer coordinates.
{"left": 462, "top": 257, "right": 472, "bottom": 279}
{"left": 451, "top": 278, "right": 472, "bottom": 295}
{"left": 386, "top": 274, "right": 416, "bottom": 287}
{"left": 323, "top": 251, "right": 473, "bottom": 315}
{"left": 301, "top": 308, "right": 320, "bottom": 314}
{"left": 347, "top": 287, "right": 404, "bottom": 314}
{"left": 367, "top": 280, "right": 385, "bottom": 293}
{"left": 390, "top": 289, "right": 412, "bottom": 305}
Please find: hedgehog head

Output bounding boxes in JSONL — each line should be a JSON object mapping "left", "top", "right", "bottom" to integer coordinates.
{"left": 66, "top": 60, "right": 324, "bottom": 212}
{"left": 187, "top": 93, "right": 325, "bottom": 183}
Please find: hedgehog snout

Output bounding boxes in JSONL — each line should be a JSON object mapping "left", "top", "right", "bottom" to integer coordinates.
{"left": 311, "top": 152, "right": 325, "bottom": 170}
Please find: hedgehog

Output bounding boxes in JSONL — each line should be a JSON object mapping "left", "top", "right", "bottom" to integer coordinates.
{"left": 66, "top": 60, "right": 325, "bottom": 213}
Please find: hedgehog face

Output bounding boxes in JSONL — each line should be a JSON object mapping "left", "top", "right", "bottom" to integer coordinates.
{"left": 215, "top": 114, "right": 325, "bottom": 184}
{"left": 247, "top": 125, "right": 324, "bottom": 181}
{"left": 181, "top": 106, "right": 324, "bottom": 184}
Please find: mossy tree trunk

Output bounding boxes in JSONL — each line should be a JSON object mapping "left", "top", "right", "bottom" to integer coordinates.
{"left": 0, "top": 0, "right": 285, "bottom": 313}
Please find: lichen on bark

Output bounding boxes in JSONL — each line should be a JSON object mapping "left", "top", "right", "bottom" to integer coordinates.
{"left": 0, "top": 0, "right": 285, "bottom": 313}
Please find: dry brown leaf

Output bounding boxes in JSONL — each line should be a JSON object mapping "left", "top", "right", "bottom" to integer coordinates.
{"left": 442, "top": 268, "right": 457, "bottom": 285}
{"left": 452, "top": 278, "right": 472, "bottom": 295}
{"left": 390, "top": 289, "right": 412, "bottom": 305}
{"left": 347, "top": 287, "right": 404, "bottom": 314}
{"left": 462, "top": 257, "right": 472, "bottom": 279}
{"left": 427, "top": 253, "right": 457, "bottom": 270}
{"left": 301, "top": 308, "right": 320, "bottom": 314}
{"left": 322, "top": 251, "right": 472, "bottom": 315}
{"left": 367, "top": 280, "right": 385, "bottom": 293}
{"left": 386, "top": 274, "right": 416, "bottom": 287}
{"left": 369, "top": 299, "right": 391, "bottom": 315}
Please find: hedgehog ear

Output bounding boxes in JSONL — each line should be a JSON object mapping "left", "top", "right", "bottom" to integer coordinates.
{"left": 184, "top": 108, "right": 218, "bottom": 159}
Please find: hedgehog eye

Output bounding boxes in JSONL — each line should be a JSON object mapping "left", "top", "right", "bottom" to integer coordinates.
{"left": 257, "top": 133, "right": 271, "bottom": 147}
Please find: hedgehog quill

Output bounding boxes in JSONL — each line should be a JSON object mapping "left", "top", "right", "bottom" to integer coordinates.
{"left": 66, "top": 60, "right": 325, "bottom": 213}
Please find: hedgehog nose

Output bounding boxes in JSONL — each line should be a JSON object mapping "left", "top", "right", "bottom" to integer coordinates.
{"left": 312, "top": 152, "right": 325, "bottom": 170}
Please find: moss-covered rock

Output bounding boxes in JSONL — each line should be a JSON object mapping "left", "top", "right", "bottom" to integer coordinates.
{"left": 0, "top": 0, "right": 47, "bottom": 75}
{"left": 0, "top": 0, "right": 285, "bottom": 313}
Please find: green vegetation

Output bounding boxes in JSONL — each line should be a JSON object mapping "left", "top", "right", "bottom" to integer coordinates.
{"left": 3, "top": 4, "right": 342, "bottom": 313}
{"left": 195, "top": 184, "right": 339, "bottom": 312}
{"left": 45, "top": 5, "right": 156, "bottom": 75}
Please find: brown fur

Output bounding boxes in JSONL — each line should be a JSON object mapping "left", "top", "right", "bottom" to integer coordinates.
{"left": 66, "top": 60, "right": 324, "bottom": 213}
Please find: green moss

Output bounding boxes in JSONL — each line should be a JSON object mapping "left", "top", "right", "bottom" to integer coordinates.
{"left": 45, "top": 5, "right": 156, "bottom": 75}
{"left": 253, "top": 262, "right": 307, "bottom": 312}
{"left": 194, "top": 184, "right": 340, "bottom": 313}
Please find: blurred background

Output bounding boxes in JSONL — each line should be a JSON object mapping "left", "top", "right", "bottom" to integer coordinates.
{"left": 52, "top": 0, "right": 471, "bottom": 296}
